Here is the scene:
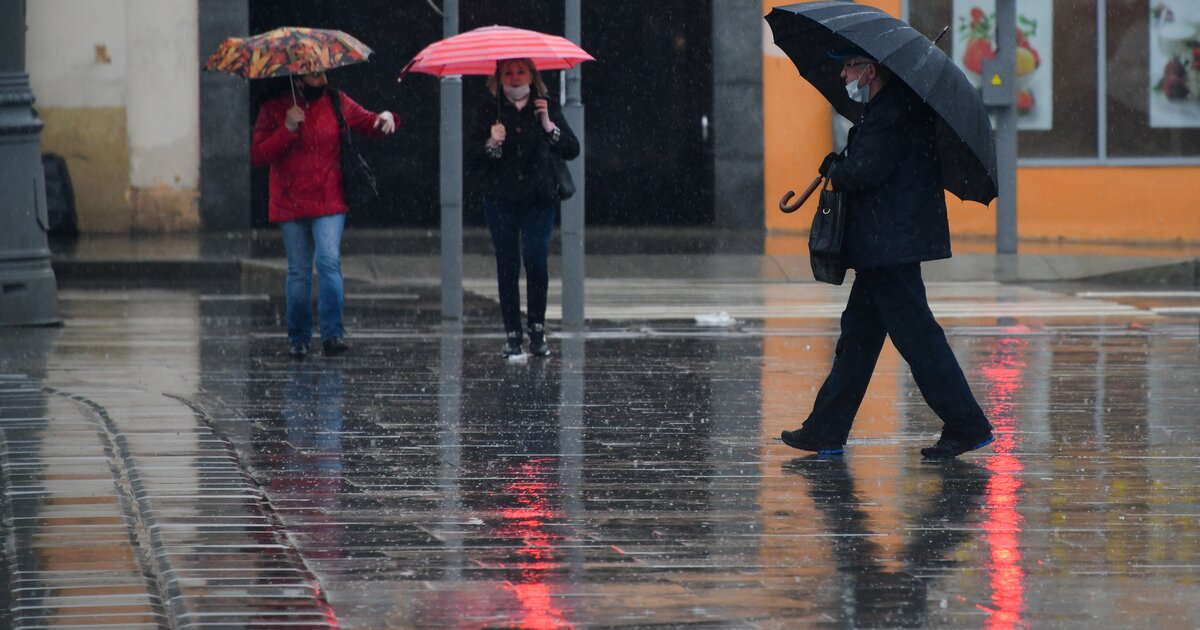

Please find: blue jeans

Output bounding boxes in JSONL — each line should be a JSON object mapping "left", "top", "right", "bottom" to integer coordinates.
{"left": 280, "top": 213, "right": 345, "bottom": 345}
{"left": 483, "top": 198, "right": 556, "bottom": 334}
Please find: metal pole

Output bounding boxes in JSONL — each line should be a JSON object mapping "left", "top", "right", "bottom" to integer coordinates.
{"left": 560, "top": 0, "right": 586, "bottom": 330}
{"left": 0, "top": 0, "right": 60, "bottom": 326}
{"left": 440, "top": 0, "right": 463, "bottom": 319}
{"left": 994, "top": 0, "right": 1018, "bottom": 254}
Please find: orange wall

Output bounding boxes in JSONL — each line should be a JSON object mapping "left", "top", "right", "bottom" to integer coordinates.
{"left": 945, "top": 168, "right": 1200, "bottom": 243}
{"left": 762, "top": 0, "right": 1200, "bottom": 245}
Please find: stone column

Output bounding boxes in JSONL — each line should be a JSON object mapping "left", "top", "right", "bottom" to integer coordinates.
{"left": 712, "top": 0, "right": 764, "bottom": 231}
{"left": 0, "top": 0, "right": 60, "bottom": 326}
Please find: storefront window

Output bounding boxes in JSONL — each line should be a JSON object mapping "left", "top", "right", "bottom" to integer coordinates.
{"left": 1107, "top": 0, "right": 1200, "bottom": 157}
{"left": 909, "top": 0, "right": 1099, "bottom": 158}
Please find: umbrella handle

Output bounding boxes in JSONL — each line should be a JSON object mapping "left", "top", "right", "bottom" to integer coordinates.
{"left": 779, "top": 176, "right": 824, "bottom": 214}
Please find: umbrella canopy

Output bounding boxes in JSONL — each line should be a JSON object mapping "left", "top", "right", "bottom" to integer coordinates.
{"left": 401, "top": 25, "right": 594, "bottom": 78}
{"left": 766, "top": 2, "right": 997, "bottom": 205}
{"left": 204, "top": 26, "right": 373, "bottom": 79}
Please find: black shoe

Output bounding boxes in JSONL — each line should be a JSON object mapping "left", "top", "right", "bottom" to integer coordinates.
{"left": 920, "top": 432, "right": 995, "bottom": 459}
{"left": 288, "top": 342, "right": 310, "bottom": 359}
{"left": 502, "top": 331, "right": 523, "bottom": 358}
{"left": 780, "top": 429, "right": 844, "bottom": 455}
{"left": 322, "top": 337, "right": 349, "bottom": 357}
{"left": 528, "top": 323, "right": 550, "bottom": 356}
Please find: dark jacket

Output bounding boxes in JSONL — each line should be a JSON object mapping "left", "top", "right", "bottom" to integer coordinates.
{"left": 252, "top": 89, "right": 386, "bottom": 223}
{"left": 470, "top": 95, "right": 580, "bottom": 202}
{"left": 831, "top": 83, "right": 951, "bottom": 269}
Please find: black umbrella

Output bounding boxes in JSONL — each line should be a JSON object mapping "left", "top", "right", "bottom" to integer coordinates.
{"left": 766, "top": 1, "right": 998, "bottom": 205}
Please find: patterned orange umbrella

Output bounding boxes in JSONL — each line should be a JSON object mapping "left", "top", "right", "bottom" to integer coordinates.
{"left": 204, "top": 27, "right": 373, "bottom": 80}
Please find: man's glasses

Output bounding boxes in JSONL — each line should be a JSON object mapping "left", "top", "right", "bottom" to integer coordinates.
{"left": 842, "top": 61, "right": 873, "bottom": 71}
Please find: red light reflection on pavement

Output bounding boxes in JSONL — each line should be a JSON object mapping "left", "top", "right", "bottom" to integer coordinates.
{"left": 498, "top": 457, "right": 572, "bottom": 629}
{"left": 978, "top": 335, "right": 1028, "bottom": 629}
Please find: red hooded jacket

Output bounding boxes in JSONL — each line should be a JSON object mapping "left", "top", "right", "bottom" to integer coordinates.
{"left": 251, "top": 89, "right": 388, "bottom": 223}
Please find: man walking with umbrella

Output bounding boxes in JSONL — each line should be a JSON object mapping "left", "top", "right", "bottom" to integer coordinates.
{"left": 780, "top": 45, "right": 994, "bottom": 459}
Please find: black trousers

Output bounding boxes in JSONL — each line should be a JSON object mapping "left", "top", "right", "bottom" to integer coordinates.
{"left": 801, "top": 263, "right": 992, "bottom": 445}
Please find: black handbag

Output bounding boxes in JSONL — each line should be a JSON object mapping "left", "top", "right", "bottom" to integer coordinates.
{"left": 551, "top": 154, "right": 575, "bottom": 200}
{"left": 328, "top": 89, "right": 379, "bottom": 208}
{"left": 809, "top": 172, "right": 847, "bottom": 285}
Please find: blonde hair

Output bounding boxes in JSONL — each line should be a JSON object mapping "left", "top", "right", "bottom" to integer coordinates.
{"left": 486, "top": 58, "right": 548, "bottom": 98}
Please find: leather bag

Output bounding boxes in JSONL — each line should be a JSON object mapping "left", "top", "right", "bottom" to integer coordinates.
{"left": 328, "top": 89, "right": 379, "bottom": 209}
{"left": 809, "top": 173, "right": 847, "bottom": 285}
{"left": 551, "top": 153, "right": 575, "bottom": 200}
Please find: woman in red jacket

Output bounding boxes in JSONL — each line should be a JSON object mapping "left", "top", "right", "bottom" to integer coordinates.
{"left": 252, "top": 71, "right": 396, "bottom": 359}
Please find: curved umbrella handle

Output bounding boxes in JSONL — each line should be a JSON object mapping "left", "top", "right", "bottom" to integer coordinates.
{"left": 779, "top": 176, "right": 824, "bottom": 214}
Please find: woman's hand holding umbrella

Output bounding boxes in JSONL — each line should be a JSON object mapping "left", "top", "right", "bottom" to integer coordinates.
{"left": 488, "top": 123, "right": 506, "bottom": 149}
{"left": 285, "top": 106, "right": 305, "bottom": 132}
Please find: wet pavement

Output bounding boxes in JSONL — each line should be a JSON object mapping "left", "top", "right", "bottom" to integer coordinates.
{"left": 2, "top": 233, "right": 1200, "bottom": 627}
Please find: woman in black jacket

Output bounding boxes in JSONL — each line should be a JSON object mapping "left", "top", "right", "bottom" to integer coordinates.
{"left": 471, "top": 58, "right": 580, "bottom": 357}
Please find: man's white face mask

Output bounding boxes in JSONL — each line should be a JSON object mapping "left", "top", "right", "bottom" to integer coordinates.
{"left": 845, "top": 74, "right": 871, "bottom": 104}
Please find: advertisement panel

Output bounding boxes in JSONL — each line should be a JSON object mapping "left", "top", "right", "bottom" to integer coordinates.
{"left": 953, "top": 0, "right": 1054, "bottom": 130}
{"left": 1149, "top": 1, "right": 1200, "bottom": 127}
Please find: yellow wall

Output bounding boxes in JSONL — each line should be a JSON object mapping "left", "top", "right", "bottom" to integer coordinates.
{"left": 763, "top": 0, "right": 1200, "bottom": 245}
{"left": 38, "top": 108, "right": 133, "bottom": 233}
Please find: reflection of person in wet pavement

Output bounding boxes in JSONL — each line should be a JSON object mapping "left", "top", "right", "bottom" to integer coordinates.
{"left": 458, "top": 362, "right": 573, "bottom": 627}
{"left": 785, "top": 457, "right": 989, "bottom": 627}
{"left": 278, "top": 364, "right": 345, "bottom": 559}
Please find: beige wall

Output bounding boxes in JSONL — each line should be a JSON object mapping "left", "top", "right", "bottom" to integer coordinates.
{"left": 26, "top": 0, "right": 199, "bottom": 233}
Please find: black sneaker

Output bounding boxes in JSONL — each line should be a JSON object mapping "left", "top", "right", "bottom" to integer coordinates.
{"left": 322, "top": 337, "right": 349, "bottom": 357}
{"left": 780, "top": 429, "right": 844, "bottom": 456}
{"left": 502, "top": 331, "right": 523, "bottom": 358}
{"left": 288, "top": 342, "right": 310, "bottom": 360}
{"left": 920, "top": 433, "right": 995, "bottom": 459}
{"left": 528, "top": 323, "right": 550, "bottom": 356}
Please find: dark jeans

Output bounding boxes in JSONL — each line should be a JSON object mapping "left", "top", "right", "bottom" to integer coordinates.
{"left": 801, "top": 263, "right": 992, "bottom": 444}
{"left": 483, "top": 198, "right": 557, "bottom": 334}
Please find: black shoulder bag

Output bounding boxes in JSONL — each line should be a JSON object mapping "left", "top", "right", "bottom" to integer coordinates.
{"left": 808, "top": 164, "right": 847, "bottom": 285}
{"left": 551, "top": 154, "right": 575, "bottom": 200}
{"left": 328, "top": 89, "right": 379, "bottom": 209}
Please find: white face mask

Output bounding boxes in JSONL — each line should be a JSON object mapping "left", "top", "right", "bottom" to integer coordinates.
{"left": 845, "top": 76, "right": 870, "bottom": 104}
{"left": 503, "top": 84, "right": 531, "bottom": 102}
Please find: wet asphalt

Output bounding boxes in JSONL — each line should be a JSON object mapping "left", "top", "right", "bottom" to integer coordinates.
{"left": 1, "top": 231, "right": 1199, "bottom": 628}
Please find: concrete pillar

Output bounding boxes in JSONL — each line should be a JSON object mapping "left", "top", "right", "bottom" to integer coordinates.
{"left": 198, "top": 0, "right": 250, "bottom": 231}
{"left": 0, "top": 0, "right": 60, "bottom": 326}
{"left": 712, "top": 0, "right": 764, "bottom": 231}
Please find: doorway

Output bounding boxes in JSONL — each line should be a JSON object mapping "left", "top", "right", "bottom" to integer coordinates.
{"left": 246, "top": 0, "right": 715, "bottom": 228}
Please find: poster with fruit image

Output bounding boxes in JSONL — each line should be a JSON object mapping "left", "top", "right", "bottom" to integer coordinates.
{"left": 953, "top": 0, "right": 1053, "bottom": 130}
{"left": 1149, "top": 2, "right": 1200, "bottom": 127}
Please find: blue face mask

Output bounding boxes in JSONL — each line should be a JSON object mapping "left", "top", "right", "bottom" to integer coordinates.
{"left": 845, "top": 76, "right": 870, "bottom": 104}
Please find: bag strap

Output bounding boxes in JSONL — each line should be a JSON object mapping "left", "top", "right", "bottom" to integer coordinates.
{"left": 327, "top": 88, "right": 349, "bottom": 134}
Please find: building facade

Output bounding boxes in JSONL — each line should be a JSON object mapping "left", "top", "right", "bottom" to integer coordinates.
{"left": 764, "top": 0, "right": 1200, "bottom": 245}
{"left": 23, "top": 0, "right": 1200, "bottom": 244}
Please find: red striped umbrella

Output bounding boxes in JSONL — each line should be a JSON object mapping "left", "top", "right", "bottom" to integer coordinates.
{"left": 401, "top": 25, "right": 594, "bottom": 78}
